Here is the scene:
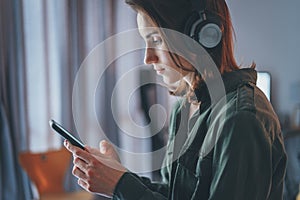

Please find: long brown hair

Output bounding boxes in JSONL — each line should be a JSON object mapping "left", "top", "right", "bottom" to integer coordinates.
{"left": 126, "top": 0, "right": 255, "bottom": 70}
{"left": 205, "top": 0, "right": 245, "bottom": 73}
{"left": 126, "top": 0, "right": 255, "bottom": 99}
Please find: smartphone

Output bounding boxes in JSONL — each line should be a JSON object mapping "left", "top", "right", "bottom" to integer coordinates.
{"left": 49, "top": 119, "right": 85, "bottom": 150}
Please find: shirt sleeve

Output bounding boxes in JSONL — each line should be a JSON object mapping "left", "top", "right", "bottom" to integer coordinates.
{"left": 208, "top": 111, "right": 278, "bottom": 200}
{"left": 112, "top": 172, "right": 169, "bottom": 200}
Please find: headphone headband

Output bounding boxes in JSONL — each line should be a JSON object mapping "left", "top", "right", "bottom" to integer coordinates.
{"left": 189, "top": 11, "right": 206, "bottom": 39}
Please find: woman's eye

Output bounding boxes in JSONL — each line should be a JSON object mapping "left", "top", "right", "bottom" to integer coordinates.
{"left": 151, "top": 36, "right": 162, "bottom": 46}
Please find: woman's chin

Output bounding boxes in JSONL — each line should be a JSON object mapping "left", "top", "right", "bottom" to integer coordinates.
{"left": 164, "top": 79, "right": 181, "bottom": 91}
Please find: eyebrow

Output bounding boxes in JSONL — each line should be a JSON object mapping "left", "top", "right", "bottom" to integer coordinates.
{"left": 145, "top": 31, "right": 159, "bottom": 39}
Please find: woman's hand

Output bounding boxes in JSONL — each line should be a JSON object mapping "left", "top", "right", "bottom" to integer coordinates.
{"left": 64, "top": 139, "right": 127, "bottom": 197}
{"left": 85, "top": 140, "right": 121, "bottom": 163}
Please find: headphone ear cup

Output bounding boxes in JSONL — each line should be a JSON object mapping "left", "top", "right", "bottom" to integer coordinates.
{"left": 184, "top": 11, "right": 222, "bottom": 49}
{"left": 198, "top": 23, "right": 222, "bottom": 48}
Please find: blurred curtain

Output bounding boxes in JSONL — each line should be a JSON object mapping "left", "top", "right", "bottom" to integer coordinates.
{"left": 0, "top": 0, "right": 129, "bottom": 199}
{"left": 0, "top": 0, "right": 32, "bottom": 199}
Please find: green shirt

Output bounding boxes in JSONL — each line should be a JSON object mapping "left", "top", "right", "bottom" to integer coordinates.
{"left": 113, "top": 68, "right": 287, "bottom": 200}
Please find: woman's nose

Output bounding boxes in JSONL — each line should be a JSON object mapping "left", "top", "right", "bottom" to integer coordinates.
{"left": 144, "top": 47, "right": 158, "bottom": 65}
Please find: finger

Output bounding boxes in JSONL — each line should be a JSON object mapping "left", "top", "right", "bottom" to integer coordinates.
{"left": 100, "top": 140, "right": 116, "bottom": 155}
{"left": 99, "top": 140, "right": 121, "bottom": 162}
{"left": 78, "top": 179, "right": 89, "bottom": 191}
{"left": 64, "top": 139, "right": 71, "bottom": 151}
{"left": 73, "top": 156, "right": 88, "bottom": 170}
{"left": 84, "top": 146, "right": 99, "bottom": 155}
{"left": 64, "top": 139, "right": 80, "bottom": 153}
{"left": 75, "top": 149, "right": 94, "bottom": 163}
{"left": 73, "top": 153, "right": 106, "bottom": 175}
{"left": 65, "top": 140, "right": 91, "bottom": 163}
{"left": 85, "top": 146, "right": 105, "bottom": 159}
{"left": 83, "top": 145, "right": 91, "bottom": 153}
{"left": 99, "top": 140, "right": 108, "bottom": 154}
{"left": 72, "top": 165, "right": 87, "bottom": 180}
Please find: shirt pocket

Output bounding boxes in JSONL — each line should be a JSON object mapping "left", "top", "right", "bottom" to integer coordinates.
{"left": 193, "top": 155, "right": 213, "bottom": 199}
{"left": 172, "top": 155, "right": 213, "bottom": 199}
{"left": 195, "top": 154, "right": 213, "bottom": 178}
{"left": 172, "top": 162, "right": 199, "bottom": 200}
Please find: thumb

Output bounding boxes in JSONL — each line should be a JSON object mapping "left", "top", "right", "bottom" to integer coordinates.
{"left": 99, "top": 140, "right": 108, "bottom": 154}
{"left": 99, "top": 140, "right": 120, "bottom": 162}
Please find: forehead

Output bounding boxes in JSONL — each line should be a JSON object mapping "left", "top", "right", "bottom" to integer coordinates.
{"left": 137, "top": 12, "right": 159, "bottom": 38}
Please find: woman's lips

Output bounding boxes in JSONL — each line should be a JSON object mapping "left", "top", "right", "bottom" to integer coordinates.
{"left": 154, "top": 68, "right": 165, "bottom": 74}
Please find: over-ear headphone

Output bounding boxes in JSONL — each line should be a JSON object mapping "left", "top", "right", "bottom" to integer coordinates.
{"left": 184, "top": 0, "right": 222, "bottom": 49}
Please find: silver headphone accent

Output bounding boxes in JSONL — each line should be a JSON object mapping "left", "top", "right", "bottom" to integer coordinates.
{"left": 186, "top": 9, "right": 222, "bottom": 49}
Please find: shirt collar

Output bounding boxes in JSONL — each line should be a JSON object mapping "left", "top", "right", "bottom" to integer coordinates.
{"left": 194, "top": 68, "right": 257, "bottom": 105}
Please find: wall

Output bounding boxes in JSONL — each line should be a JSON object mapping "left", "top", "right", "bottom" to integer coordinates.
{"left": 227, "top": 0, "right": 300, "bottom": 127}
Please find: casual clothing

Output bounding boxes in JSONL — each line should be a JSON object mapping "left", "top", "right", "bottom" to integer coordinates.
{"left": 283, "top": 129, "right": 300, "bottom": 200}
{"left": 113, "top": 68, "right": 287, "bottom": 200}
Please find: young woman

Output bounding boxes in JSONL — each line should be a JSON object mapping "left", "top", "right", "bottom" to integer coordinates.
{"left": 64, "top": 0, "right": 287, "bottom": 199}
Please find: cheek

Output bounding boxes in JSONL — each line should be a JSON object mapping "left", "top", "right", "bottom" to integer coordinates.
{"left": 163, "top": 68, "right": 182, "bottom": 84}
{"left": 160, "top": 53, "right": 191, "bottom": 77}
